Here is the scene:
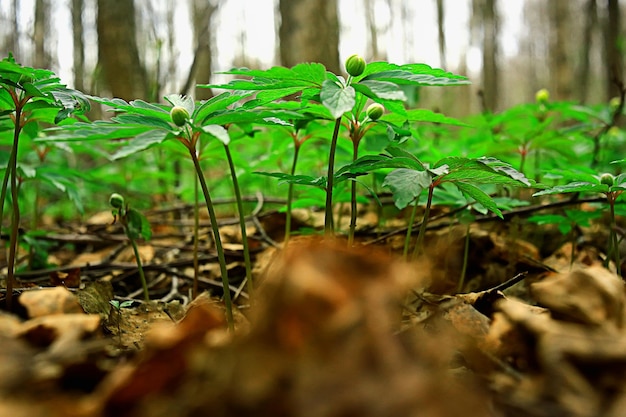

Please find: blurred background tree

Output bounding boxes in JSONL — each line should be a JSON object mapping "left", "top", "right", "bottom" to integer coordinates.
{"left": 0, "top": 0, "right": 623, "bottom": 115}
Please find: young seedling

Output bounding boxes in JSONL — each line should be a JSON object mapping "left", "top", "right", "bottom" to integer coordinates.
{"left": 109, "top": 299, "right": 133, "bottom": 345}
{"left": 0, "top": 55, "right": 87, "bottom": 309}
{"left": 527, "top": 208, "right": 602, "bottom": 269}
{"left": 109, "top": 193, "right": 152, "bottom": 302}
{"left": 534, "top": 170, "right": 626, "bottom": 276}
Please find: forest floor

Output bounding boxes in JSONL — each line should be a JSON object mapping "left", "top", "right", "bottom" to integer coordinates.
{"left": 1, "top": 198, "right": 625, "bottom": 417}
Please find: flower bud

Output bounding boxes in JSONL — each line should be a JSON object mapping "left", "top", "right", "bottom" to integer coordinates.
{"left": 535, "top": 88, "right": 549, "bottom": 105}
{"left": 345, "top": 54, "right": 366, "bottom": 77}
{"left": 600, "top": 173, "right": 615, "bottom": 187}
{"left": 366, "top": 103, "right": 384, "bottom": 121}
{"left": 109, "top": 193, "right": 125, "bottom": 210}
{"left": 170, "top": 106, "right": 190, "bottom": 127}
{"left": 610, "top": 97, "right": 621, "bottom": 112}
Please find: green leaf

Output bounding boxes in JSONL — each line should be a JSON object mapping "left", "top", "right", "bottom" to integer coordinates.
{"left": 320, "top": 80, "right": 355, "bottom": 119}
{"left": 454, "top": 182, "right": 503, "bottom": 218}
{"left": 533, "top": 182, "right": 607, "bottom": 196}
{"left": 202, "top": 125, "right": 230, "bottom": 146}
{"left": 126, "top": 208, "right": 152, "bottom": 241}
{"left": 164, "top": 94, "right": 195, "bottom": 116}
{"left": 353, "top": 80, "right": 407, "bottom": 101}
{"left": 382, "top": 108, "right": 469, "bottom": 127}
{"left": 362, "top": 62, "right": 469, "bottom": 86}
{"left": 111, "top": 130, "right": 170, "bottom": 160}
{"left": 382, "top": 168, "right": 432, "bottom": 209}
{"left": 255, "top": 171, "right": 327, "bottom": 188}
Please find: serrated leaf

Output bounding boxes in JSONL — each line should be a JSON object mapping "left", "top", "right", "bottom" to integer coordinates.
{"left": 354, "top": 80, "right": 407, "bottom": 101}
{"left": 532, "top": 182, "right": 606, "bottom": 196}
{"left": 164, "top": 94, "right": 195, "bottom": 115}
{"left": 454, "top": 182, "right": 503, "bottom": 218}
{"left": 320, "top": 80, "right": 355, "bottom": 119}
{"left": 382, "top": 168, "right": 432, "bottom": 209}
{"left": 382, "top": 108, "right": 469, "bottom": 127}
{"left": 255, "top": 171, "right": 327, "bottom": 188}
{"left": 202, "top": 125, "right": 230, "bottom": 145}
{"left": 111, "top": 129, "right": 170, "bottom": 160}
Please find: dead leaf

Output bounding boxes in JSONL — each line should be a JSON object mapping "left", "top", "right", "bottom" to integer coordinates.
{"left": 19, "top": 287, "right": 84, "bottom": 318}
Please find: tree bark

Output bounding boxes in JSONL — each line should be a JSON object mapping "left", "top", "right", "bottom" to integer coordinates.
{"left": 71, "top": 0, "right": 85, "bottom": 91}
{"left": 436, "top": 0, "right": 447, "bottom": 69}
{"left": 474, "top": 0, "right": 499, "bottom": 112}
{"left": 578, "top": 0, "right": 597, "bottom": 103}
{"left": 605, "top": 0, "right": 624, "bottom": 99}
{"left": 97, "top": 0, "right": 148, "bottom": 100}
{"left": 33, "top": 0, "right": 50, "bottom": 69}
{"left": 549, "top": 0, "right": 573, "bottom": 100}
{"left": 279, "top": 0, "right": 340, "bottom": 73}
{"left": 187, "top": 0, "right": 217, "bottom": 100}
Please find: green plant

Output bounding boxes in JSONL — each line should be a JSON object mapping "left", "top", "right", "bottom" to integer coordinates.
{"left": 109, "top": 299, "right": 133, "bottom": 344}
{"left": 527, "top": 208, "right": 602, "bottom": 269}
{"left": 0, "top": 55, "right": 88, "bottom": 309}
{"left": 534, "top": 170, "right": 626, "bottom": 275}
{"left": 207, "top": 57, "right": 470, "bottom": 238}
{"left": 109, "top": 193, "right": 152, "bottom": 301}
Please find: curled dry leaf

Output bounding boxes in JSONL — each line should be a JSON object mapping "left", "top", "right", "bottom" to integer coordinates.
{"left": 530, "top": 266, "right": 625, "bottom": 328}
{"left": 19, "top": 286, "right": 85, "bottom": 318}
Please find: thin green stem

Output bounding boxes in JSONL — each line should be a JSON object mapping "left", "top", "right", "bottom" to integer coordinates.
{"left": 223, "top": 144, "right": 254, "bottom": 299}
{"left": 4, "top": 104, "right": 23, "bottom": 310}
{"left": 403, "top": 200, "right": 419, "bottom": 259}
{"left": 189, "top": 149, "right": 234, "bottom": 330}
{"left": 285, "top": 144, "right": 300, "bottom": 245}
{"left": 193, "top": 175, "right": 200, "bottom": 299}
{"left": 348, "top": 140, "right": 359, "bottom": 246}
{"left": 324, "top": 118, "right": 342, "bottom": 236}
{"left": 609, "top": 197, "right": 621, "bottom": 276}
{"left": 128, "top": 236, "right": 150, "bottom": 302}
{"left": 412, "top": 183, "right": 435, "bottom": 260}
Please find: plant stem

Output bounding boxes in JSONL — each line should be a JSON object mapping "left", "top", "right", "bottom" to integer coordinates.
{"left": 609, "top": 197, "right": 621, "bottom": 277}
{"left": 403, "top": 200, "right": 419, "bottom": 259}
{"left": 412, "top": 183, "right": 435, "bottom": 259}
{"left": 128, "top": 236, "right": 150, "bottom": 302}
{"left": 284, "top": 144, "right": 300, "bottom": 245}
{"left": 348, "top": 140, "right": 359, "bottom": 246}
{"left": 189, "top": 149, "right": 234, "bottom": 330}
{"left": 193, "top": 175, "right": 200, "bottom": 299}
{"left": 324, "top": 117, "right": 342, "bottom": 236}
{"left": 4, "top": 104, "right": 23, "bottom": 310}
{"left": 223, "top": 144, "right": 254, "bottom": 299}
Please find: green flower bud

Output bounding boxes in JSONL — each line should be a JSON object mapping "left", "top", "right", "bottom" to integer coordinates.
{"left": 109, "top": 193, "right": 125, "bottom": 210}
{"left": 345, "top": 54, "right": 366, "bottom": 77}
{"left": 610, "top": 97, "right": 621, "bottom": 111}
{"left": 600, "top": 173, "right": 615, "bottom": 187}
{"left": 535, "top": 88, "right": 550, "bottom": 105}
{"left": 366, "top": 103, "right": 384, "bottom": 121}
{"left": 170, "top": 106, "right": 190, "bottom": 127}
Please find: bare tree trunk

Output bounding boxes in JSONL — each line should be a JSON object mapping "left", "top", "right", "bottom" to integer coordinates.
{"left": 279, "top": 0, "right": 340, "bottom": 73}
{"left": 33, "top": 0, "right": 50, "bottom": 69}
{"left": 96, "top": 0, "right": 148, "bottom": 100}
{"left": 436, "top": 0, "right": 447, "bottom": 69}
{"left": 549, "top": 0, "right": 573, "bottom": 100}
{"left": 474, "top": 0, "right": 499, "bottom": 112}
{"left": 71, "top": 0, "right": 85, "bottom": 91}
{"left": 183, "top": 0, "right": 217, "bottom": 100}
{"left": 578, "top": 0, "right": 597, "bottom": 103}
{"left": 364, "top": 0, "right": 381, "bottom": 61}
{"left": 8, "top": 0, "right": 20, "bottom": 59}
{"left": 605, "top": 0, "right": 624, "bottom": 99}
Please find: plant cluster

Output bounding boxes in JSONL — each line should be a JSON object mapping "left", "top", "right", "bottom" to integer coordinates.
{"left": 2, "top": 52, "right": 626, "bottom": 324}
